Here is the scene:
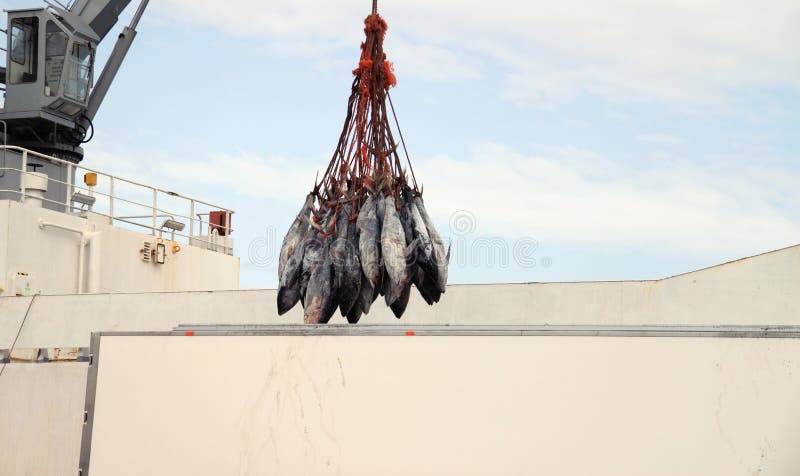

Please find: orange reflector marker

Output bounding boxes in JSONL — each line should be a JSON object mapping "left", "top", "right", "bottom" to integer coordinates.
{"left": 405, "top": 330, "right": 415, "bottom": 336}
{"left": 185, "top": 331, "right": 194, "bottom": 336}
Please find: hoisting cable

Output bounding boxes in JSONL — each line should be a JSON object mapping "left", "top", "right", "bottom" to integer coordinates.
{"left": 387, "top": 91, "right": 418, "bottom": 191}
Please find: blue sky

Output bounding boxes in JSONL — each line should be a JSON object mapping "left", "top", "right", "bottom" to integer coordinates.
{"left": 4, "top": 0, "right": 798, "bottom": 288}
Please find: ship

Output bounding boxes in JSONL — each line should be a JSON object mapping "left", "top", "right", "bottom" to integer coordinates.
{"left": 0, "top": 1, "right": 798, "bottom": 475}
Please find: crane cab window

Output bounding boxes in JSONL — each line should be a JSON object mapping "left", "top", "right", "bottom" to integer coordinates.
{"left": 9, "top": 17, "right": 39, "bottom": 84}
{"left": 64, "top": 41, "right": 93, "bottom": 102}
{"left": 45, "top": 21, "right": 68, "bottom": 96}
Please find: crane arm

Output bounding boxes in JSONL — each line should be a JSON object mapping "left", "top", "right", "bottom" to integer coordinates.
{"left": 68, "top": 0, "right": 133, "bottom": 41}
{"left": 83, "top": 0, "right": 148, "bottom": 122}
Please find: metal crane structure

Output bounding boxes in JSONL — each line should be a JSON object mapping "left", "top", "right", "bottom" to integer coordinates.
{"left": 1, "top": 0, "right": 146, "bottom": 156}
{"left": 0, "top": 0, "right": 147, "bottom": 207}
{"left": 0, "top": 0, "right": 239, "bottom": 299}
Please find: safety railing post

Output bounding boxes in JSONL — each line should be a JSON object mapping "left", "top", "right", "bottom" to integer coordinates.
{"left": 66, "top": 163, "right": 73, "bottom": 212}
{"left": 189, "top": 199, "right": 195, "bottom": 239}
{"left": 20, "top": 149, "right": 27, "bottom": 202}
{"left": 151, "top": 189, "right": 157, "bottom": 236}
{"left": 225, "top": 209, "right": 232, "bottom": 254}
{"left": 109, "top": 176, "right": 115, "bottom": 222}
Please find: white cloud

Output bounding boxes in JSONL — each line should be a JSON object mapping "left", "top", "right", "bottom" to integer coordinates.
{"left": 95, "top": 143, "right": 800, "bottom": 258}
{"left": 153, "top": 0, "right": 800, "bottom": 111}
{"left": 160, "top": 152, "right": 317, "bottom": 201}
{"left": 637, "top": 133, "right": 685, "bottom": 147}
{"left": 388, "top": 41, "right": 482, "bottom": 82}
{"left": 411, "top": 143, "right": 800, "bottom": 256}
{"left": 87, "top": 145, "right": 319, "bottom": 202}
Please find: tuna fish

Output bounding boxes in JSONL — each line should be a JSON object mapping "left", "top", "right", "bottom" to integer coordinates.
{"left": 299, "top": 209, "right": 331, "bottom": 305}
{"left": 304, "top": 240, "right": 336, "bottom": 324}
{"left": 280, "top": 186, "right": 448, "bottom": 322}
{"left": 412, "top": 265, "right": 441, "bottom": 305}
{"left": 333, "top": 205, "right": 362, "bottom": 316}
{"left": 277, "top": 237, "right": 306, "bottom": 315}
{"left": 389, "top": 281, "right": 411, "bottom": 318}
{"left": 408, "top": 200, "right": 433, "bottom": 268}
{"left": 278, "top": 193, "right": 314, "bottom": 279}
{"left": 341, "top": 213, "right": 362, "bottom": 316}
{"left": 384, "top": 195, "right": 418, "bottom": 318}
{"left": 381, "top": 195, "right": 410, "bottom": 305}
{"left": 357, "top": 196, "right": 381, "bottom": 288}
{"left": 414, "top": 196, "right": 448, "bottom": 293}
{"left": 375, "top": 193, "right": 385, "bottom": 223}
{"left": 331, "top": 207, "right": 350, "bottom": 306}
{"left": 345, "top": 284, "right": 364, "bottom": 324}
{"left": 298, "top": 229, "right": 321, "bottom": 306}
{"left": 377, "top": 268, "right": 388, "bottom": 299}
{"left": 359, "top": 270, "right": 375, "bottom": 314}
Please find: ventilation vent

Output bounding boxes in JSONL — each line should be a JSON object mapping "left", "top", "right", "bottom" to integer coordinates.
{"left": 141, "top": 241, "right": 152, "bottom": 262}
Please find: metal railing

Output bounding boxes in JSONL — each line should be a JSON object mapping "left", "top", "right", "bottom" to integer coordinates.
{"left": 0, "top": 145, "right": 235, "bottom": 254}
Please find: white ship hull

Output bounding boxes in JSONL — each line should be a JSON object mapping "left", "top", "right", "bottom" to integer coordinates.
{"left": 2, "top": 244, "right": 800, "bottom": 474}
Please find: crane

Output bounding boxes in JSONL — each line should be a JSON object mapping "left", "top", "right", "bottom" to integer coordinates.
{"left": 0, "top": 0, "right": 148, "bottom": 162}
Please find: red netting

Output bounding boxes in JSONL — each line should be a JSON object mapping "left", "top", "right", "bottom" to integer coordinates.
{"left": 314, "top": 12, "right": 412, "bottom": 213}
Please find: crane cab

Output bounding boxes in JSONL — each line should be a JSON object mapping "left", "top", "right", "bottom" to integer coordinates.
{"left": 1, "top": 7, "right": 99, "bottom": 155}
{"left": 4, "top": 8, "right": 96, "bottom": 117}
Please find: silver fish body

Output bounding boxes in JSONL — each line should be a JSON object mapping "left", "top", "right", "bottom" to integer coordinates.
{"left": 299, "top": 229, "right": 321, "bottom": 305}
{"left": 414, "top": 196, "right": 448, "bottom": 293}
{"left": 409, "top": 201, "right": 433, "bottom": 265}
{"left": 345, "top": 271, "right": 364, "bottom": 324}
{"left": 412, "top": 264, "right": 441, "bottom": 305}
{"left": 304, "top": 240, "right": 335, "bottom": 324}
{"left": 299, "top": 209, "right": 331, "bottom": 304}
{"left": 359, "top": 270, "right": 374, "bottom": 315}
{"left": 278, "top": 193, "right": 314, "bottom": 279}
{"left": 277, "top": 238, "right": 305, "bottom": 315}
{"left": 333, "top": 205, "right": 361, "bottom": 316}
{"left": 357, "top": 196, "right": 381, "bottom": 288}
{"left": 341, "top": 212, "right": 362, "bottom": 316}
{"left": 331, "top": 205, "right": 350, "bottom": 285}
{"left": 375, "top": 193, "right": 385, "bottom": 223}
{"left": 381, "top": 195, "right": 409, "bottom": 305}
{"left": 389, "top": 281, "right": 411, "bottom": 318}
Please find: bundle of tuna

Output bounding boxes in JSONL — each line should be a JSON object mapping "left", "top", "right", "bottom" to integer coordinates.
{"left": 277, "top": 6, "right": 448, "bottom": 324}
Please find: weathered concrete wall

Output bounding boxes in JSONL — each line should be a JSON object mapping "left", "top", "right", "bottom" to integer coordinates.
{"left": 0, "top": 244, "right": 798, "bottom": 475}
{"left": 0, "top": 363, "right": 88, "bottom": 476}
{"left": 0, "top": 296, "right": 31, "bottom": 348}
{"left": 2, "top": 244, "right": 799, "bottom": 349}
{"left": 84, "top": 335, "right": 800, "bottom": 476}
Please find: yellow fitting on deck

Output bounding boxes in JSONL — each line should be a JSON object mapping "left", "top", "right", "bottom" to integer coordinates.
{"left": 84, "top": 172, "right": 97, "bottom": 186}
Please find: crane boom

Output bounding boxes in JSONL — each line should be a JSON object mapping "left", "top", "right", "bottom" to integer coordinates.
{"left": 84, "top": 0, "right": 148, "bottom": 121}
{"left": 68, "top": 0, "right": 133, "bottom": 41}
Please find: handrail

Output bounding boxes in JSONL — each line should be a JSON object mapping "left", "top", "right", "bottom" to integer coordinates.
{"left": 0, "top": 145, "right": 235, "bottom": 254}
{"left": 1, "top": 173, "right": 221, "bottom": 239}
{"left": 0, "top": 145, "right": 232, "bottom": 212}
{"left": 0, "top": 188, "right": 233, "bottom": 254}
{"left": 0, "top": 121, "right": 7, "bottom": 178}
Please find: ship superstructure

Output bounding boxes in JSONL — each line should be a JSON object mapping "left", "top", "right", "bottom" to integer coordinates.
{"left": 0, "top": 0, "right": 239, "bottom": 296}
{"left": 0, "top": 145, "right": 238, "bottom": 296}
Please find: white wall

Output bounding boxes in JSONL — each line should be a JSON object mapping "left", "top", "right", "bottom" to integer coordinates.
{"left": 0, "top": 200, "right": 239, "bottom": 296}
{"left": 0, "top": 243, "right": 798, "bottom": 476}
{"left": 0, "top": 364, "right": 88, "bottom": 476}
{"left": 83, "top": 335, "right": 800, "bottom": 476}
{"left": 2, "top": 243, "right": 799, "bottom": 349}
